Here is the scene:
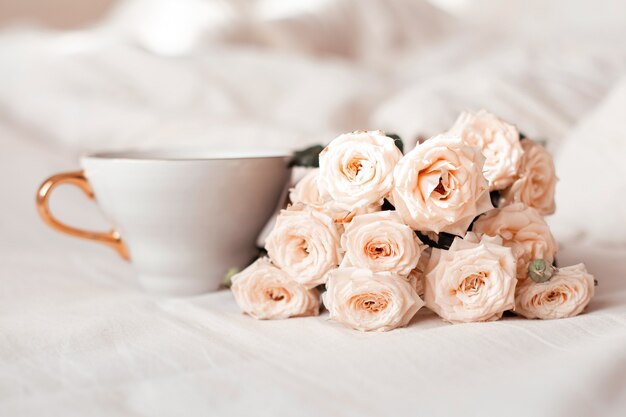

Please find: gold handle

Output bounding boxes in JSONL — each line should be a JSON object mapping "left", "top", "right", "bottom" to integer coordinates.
{"left": 36, "top": 170, "right": 130, "bottom": 260}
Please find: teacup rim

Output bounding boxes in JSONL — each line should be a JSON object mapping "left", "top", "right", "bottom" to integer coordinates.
{"left": 83, "top": 148, "right": 293, "bottom": 162}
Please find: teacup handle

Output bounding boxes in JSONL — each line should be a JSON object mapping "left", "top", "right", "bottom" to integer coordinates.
{"left": 36, "top": 170, "right": 130, "bottom": 260}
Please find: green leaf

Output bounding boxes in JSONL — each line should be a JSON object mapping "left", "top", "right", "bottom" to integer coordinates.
{"left": 489, "top": 190, "right": 501, "bottom": 208}
{"left": 415, "top": 231, "right": 457, "bottom": 250}
{"left": 221, "top": 267, "right": 240, "bottom": 289}
{"left": 288, "top": 144, "right": 324, "bottom": 168}
{"left": 386, "top": 133, "right": 404, "bottom": 154}
{"left": 381, "top": 199, "right": 395, "bottom": 211}
{"left": 528, "top": 259, "right": 557, "bottom": 283}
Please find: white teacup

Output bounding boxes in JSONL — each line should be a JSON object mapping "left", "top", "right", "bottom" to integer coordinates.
{"left": 36, "top": 149, "right": 291, "bottom": 295}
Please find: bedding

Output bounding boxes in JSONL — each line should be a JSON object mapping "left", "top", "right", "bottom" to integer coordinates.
{"left": 1, "top": 0, "right": 625, "bottom": 415}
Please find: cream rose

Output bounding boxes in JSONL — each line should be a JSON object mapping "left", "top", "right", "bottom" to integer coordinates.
{"left": 289, "top": 169, "right": 325, "bottom": 207}
{"left": 448, "top": 110, "right": 523, "bottom": 190}
{"left": 500, "top": 139, "right": 557, "bottom": 215}
{"left": 408, "top": 246, "right": 431, "bottom": 297}
{"left": 318, "top": 130, "right": 402, "bottom": 211}
{"left": 515, "top": 263, "right": 594, "bottom": 319}
{"left": 424, "top": 233, "right": 517, "bottom": 323}
{"left": 473, "top": 203, "right": 558, "bottom": 279}
{"left": 289, "top": 168, "right": 381, "bottom": 223}
{"left": 391, "top": 134, "right": 493, "bottom": 235}
{"left": 340, "top": 211, "right": 423, "bottom": 276}
{"left": 323, "top": 267, "right": 424, "bottom": 332}
{"left": 231, "top": 258, "right": 320, "bottom": 320}
{"left": 266, "top": 206, "right": 342, "bottom": 288}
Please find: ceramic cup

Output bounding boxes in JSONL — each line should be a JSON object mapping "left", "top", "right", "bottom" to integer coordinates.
{"left": 36, "top": 149, "right": 291, "bottom": 295}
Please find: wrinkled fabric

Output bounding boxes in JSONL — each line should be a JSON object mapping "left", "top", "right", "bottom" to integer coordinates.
{"left": 1, "top": 0, "right": 626, "bottom": 415}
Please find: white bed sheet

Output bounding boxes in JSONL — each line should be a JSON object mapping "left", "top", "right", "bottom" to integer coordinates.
{"left": 1, "top": 132, "right": 625, "bottom": 416}
{"left": 1, "top": 1, "right": 626, "bottom": 415}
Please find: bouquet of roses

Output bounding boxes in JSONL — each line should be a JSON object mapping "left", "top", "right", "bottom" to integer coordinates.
{"left": 230, "top": 110, "right": 596, "bottom": 331}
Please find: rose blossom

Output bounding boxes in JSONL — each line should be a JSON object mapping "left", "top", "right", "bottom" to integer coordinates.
{"left": 340, "top": 211, "right": 423, "bottom": 276}
{"left": 408, "top": 247, "right": 432, "bottom": 297}
{"left": 391, "top": 134, "right": 493, "bottom": 235}
{"left": 289, "top": 168, "right": 381, "bottom": 223}
{"left": 289, "top": 169, "right": 325, "bottom": 207}
{"left": 318, "top": 130, "right": 402, "bottom": 212}
{"left": 500, "top": 138, "right": 557, "bottom": 215}
{"left": 424, "top": 233, "right": 517, "bottom": 323}
{"left": 323, "top": 267, "right": 424, "bottom": 332}
{"left": 448, "top": 109, "right": 523, "bottom": 190}
{"left": 472, "top": 203, "right": 558, "bottom": 279}
{"left": 231, "top": 258, "right": 320, "bottom": 320}
{"left": 266, "top": 206, "right": 342, "bottom": 288}
{"left": 515, "top": 264, "right": 594, "bottom": 319}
